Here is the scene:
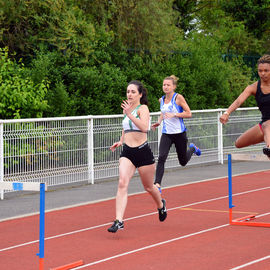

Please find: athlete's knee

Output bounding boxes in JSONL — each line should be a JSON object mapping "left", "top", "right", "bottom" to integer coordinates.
{"left": 144, "top": 185, "right": 153, "bottom": 193}
{"left": 179, "top": 160, "right": 188, "bottom": 166}
{"left": 118, "top": 178, "right": 129, "bottom": 191}
{"left": 234, "top": 140, "right": 242, "bottom": 148}
{"left": 262, "top": 120, "right": 270, "bottom": 131}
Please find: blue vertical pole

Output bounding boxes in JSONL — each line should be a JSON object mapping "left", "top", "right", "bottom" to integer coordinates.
{"left": 37, "top": 183, "right": 45, "bottom": 269}
{"left": 228, "top": 154, "right": 234, "bottom": 209}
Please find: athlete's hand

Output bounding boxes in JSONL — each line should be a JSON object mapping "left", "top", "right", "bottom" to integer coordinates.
{"left": 219, "top": 113, "right": 229, "bottom": 124}
{"left": 110, "top": 141, "right": 122, "bottom": 152}
{"left": 151, "top": 122, "right": 160, "bottom": 131}
{"left": 121, "top": 100, "right": 132, "bottom": 116}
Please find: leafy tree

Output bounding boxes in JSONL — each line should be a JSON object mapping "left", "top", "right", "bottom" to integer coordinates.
{"left": 0, "top": 48, "right": 49, "bottom": 118}
{"left": 0, "top": 0, "right": 112, "bottom": 62}
{"left": 172, "top": 0, "right": 207, "bottom": 35}
{"left": 179, "top": 33, "right": 254, "bottom": 109}
{"left": 76, "top": 0, "right": 182, "bottom": 53}
{"left": 0, "top": 0, "right": 265, "bottom": 119}
{"left": 172, "top": 0, "right": 268, "bottom": 54}
{"left": 219, "top": 0, "right": 270, "bottom": 40}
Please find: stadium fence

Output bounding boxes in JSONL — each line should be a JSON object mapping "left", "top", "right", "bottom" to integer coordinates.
{"left": 0, "top": 107, "right": 263, "bottom": 199}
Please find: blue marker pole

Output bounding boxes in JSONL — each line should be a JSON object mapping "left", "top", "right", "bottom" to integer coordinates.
{"left": 228, "top": 154, "right": 234, "bottom": 223}
{"left": 37, "top": 183, "right": 45, "bottom": 270}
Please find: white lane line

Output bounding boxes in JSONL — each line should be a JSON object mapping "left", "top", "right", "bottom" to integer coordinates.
{"left": 1, "top": 185, "right": 270, "bottom": 253}
{"left": 230, "top": 255, "right": 270, "bottom": 270}
{"left": 72, "top": 224, "right": 229, "bottom": 269}
{"left": 2, "top": 167, "right": 268, "bottom": 223}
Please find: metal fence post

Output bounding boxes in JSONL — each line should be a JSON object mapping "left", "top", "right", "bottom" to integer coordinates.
{"left": 217, "top": 110, "right": 224, "bottom": 164}
{"left": 88, "top": 117, "right": 94, "bottom": 184}
{"left": 0, "top": 122, "right": 4, "bottom": 200}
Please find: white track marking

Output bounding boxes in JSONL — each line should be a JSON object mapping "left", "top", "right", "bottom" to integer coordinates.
{"left": 1, "top": 185, "right": 270, "bottom": 253}
{"left": 73, "top": 224, "right": 229, "bottom": 269}
{"left": 230, "top": 255, "right": 270, "bottom": 269}
{"left": 1, "top": 167, "right": 268, "bottom": 223}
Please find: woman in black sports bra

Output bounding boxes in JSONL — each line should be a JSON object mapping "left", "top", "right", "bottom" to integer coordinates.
{"left": 219, "top": 54, "right": 270, "bottom": 158}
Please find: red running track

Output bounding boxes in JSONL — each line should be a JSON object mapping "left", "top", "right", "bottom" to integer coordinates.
{"left": 1, "top": 170, "right": 270, "bottom": 270}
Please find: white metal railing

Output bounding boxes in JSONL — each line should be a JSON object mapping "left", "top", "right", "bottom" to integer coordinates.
{"left": 0, "top": 107, "right": 263, "bottom": 199}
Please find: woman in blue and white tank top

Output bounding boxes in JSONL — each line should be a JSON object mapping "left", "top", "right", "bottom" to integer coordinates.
{"left": 151, "top": 75, "right": 201, "bottom": 191}
{"left": 220, "top": 54, "right": 270, "bottom": 158}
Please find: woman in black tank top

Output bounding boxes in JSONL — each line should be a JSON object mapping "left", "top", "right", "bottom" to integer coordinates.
{"left": 219, "top": 54, "right": 270, "bottom": 158}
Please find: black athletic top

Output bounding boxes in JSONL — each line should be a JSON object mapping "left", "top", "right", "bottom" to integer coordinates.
{"left": 255, "top": 80, "right": 270, "bottom": 123}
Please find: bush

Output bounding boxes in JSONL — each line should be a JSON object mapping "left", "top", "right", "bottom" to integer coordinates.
{"left": 0, "top": 48, "right": 49, "bottom": 119}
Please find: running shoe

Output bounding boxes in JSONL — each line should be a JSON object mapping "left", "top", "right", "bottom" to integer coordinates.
{"left": 108, "top": 220, "right": 124, "bottom": 233}
{"left": 189, "top": 143, "right": 201, "bottom": 156}
{"left": 263, "top": 146, "right": 270, "bottom": 157}
{"left": 158, "top": 199, "right": 167, "bottom": 222}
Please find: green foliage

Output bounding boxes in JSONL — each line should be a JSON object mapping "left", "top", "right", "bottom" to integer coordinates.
{"left": 173, "top": 0, "right": 267, "bottom": 55}
{"left": 219, "top": 0, "right": 270, "bottom": 40}
{"left": 173, "top": 0, "right": 198, "bottom": 34}
{"left": 0, "top": 48, "right": 49, "bottom": 119}
{"left": 193, "top": 1, "right": 262, "bottom": 54}
{"left": 178, "top": 34, "right": 253, "bottom": 109}
{"left": 0, "top": 0, "right": 113, "bottom": 61}
{"left": 118, "top": 34, "right": 254, "bottom": 111}
{"left": 0, "top": 0, "right": 267, "bottom": 119}
{"left": 68, "top": 63, "right": 127, "bottom": 115}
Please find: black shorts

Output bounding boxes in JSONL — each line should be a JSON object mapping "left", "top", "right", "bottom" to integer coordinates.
{"left": 120, "top": 142, "right": 155, "bottom": 168}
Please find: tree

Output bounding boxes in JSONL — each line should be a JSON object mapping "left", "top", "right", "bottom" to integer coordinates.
{"left": 0, "top": 48, "right": 49, "bottom": 119}
{"left": 76, "top": 0, "right": 182, "bottom": 53}
{"left": 172, "top": 0, "right": 268, "bottom": 54}
{"left": 219, "top": 0, "right": 270, "bottom": 40}
{"left": 0, "top": 0, "right": 112, "bottom": 61}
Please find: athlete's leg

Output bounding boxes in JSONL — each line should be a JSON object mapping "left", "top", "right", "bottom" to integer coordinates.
{"left": 174, "top": 132, "right": 193, "bottom": 166}
{"left": 139, "top": 164, "right": 163, "bottom": 209}
{"left": 235, "top": 124, "right": 264, "bottom": 148}
{"left": 262, "top": 120, "right": 270, "bottom": 146}
{"left": 139, "top": 164, "right": 167, "bottom": 221}
{"left": 261, "top": 120, "right": 270, "bottom": 157}
{"left": 155, "top": 134, "right": 173, "bottom": 186}
{"left": 115, "top": 157, "right": 136, "bottom": 222}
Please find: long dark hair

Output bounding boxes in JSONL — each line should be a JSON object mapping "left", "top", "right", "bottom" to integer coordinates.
{"left": 128, "top": 80, "right": 149, "bottom": 106}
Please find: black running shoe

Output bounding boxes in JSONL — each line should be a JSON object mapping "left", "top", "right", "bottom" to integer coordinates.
{"left": 108, "top": 220, "right": 124, "bottom": 233}
{"left": 263, "top": 147, "right": 270, "bottom": 157}
{"left": 158, "top": 199, "right": 167, "bottom": 222}
{"left": 108, "top": 219, "right": 124, "bottom": 233}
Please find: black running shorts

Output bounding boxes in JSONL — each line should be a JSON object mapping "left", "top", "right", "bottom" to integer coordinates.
{"left": 120, "top": 142, "right": 155, "bottom": 168}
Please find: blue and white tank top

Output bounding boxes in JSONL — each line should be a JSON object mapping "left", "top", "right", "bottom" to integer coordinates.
{"left": 160, "top": 93, "right": 186, "bottom": 134}
{"left": 122, "top": 105, "right": 144, "bottom": 133}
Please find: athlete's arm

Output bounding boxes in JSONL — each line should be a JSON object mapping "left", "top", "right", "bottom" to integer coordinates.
{"left": 173, "top": 94, "right": 192, "bottom": 118}
{"left": 220, "top": 83, "right": 257, "bottom": 124}
{"left": 110, "top": 130, "right": 124, "bottom": 152}
{"left": 151, "top": 98, "right": 163, "bottom": 130}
